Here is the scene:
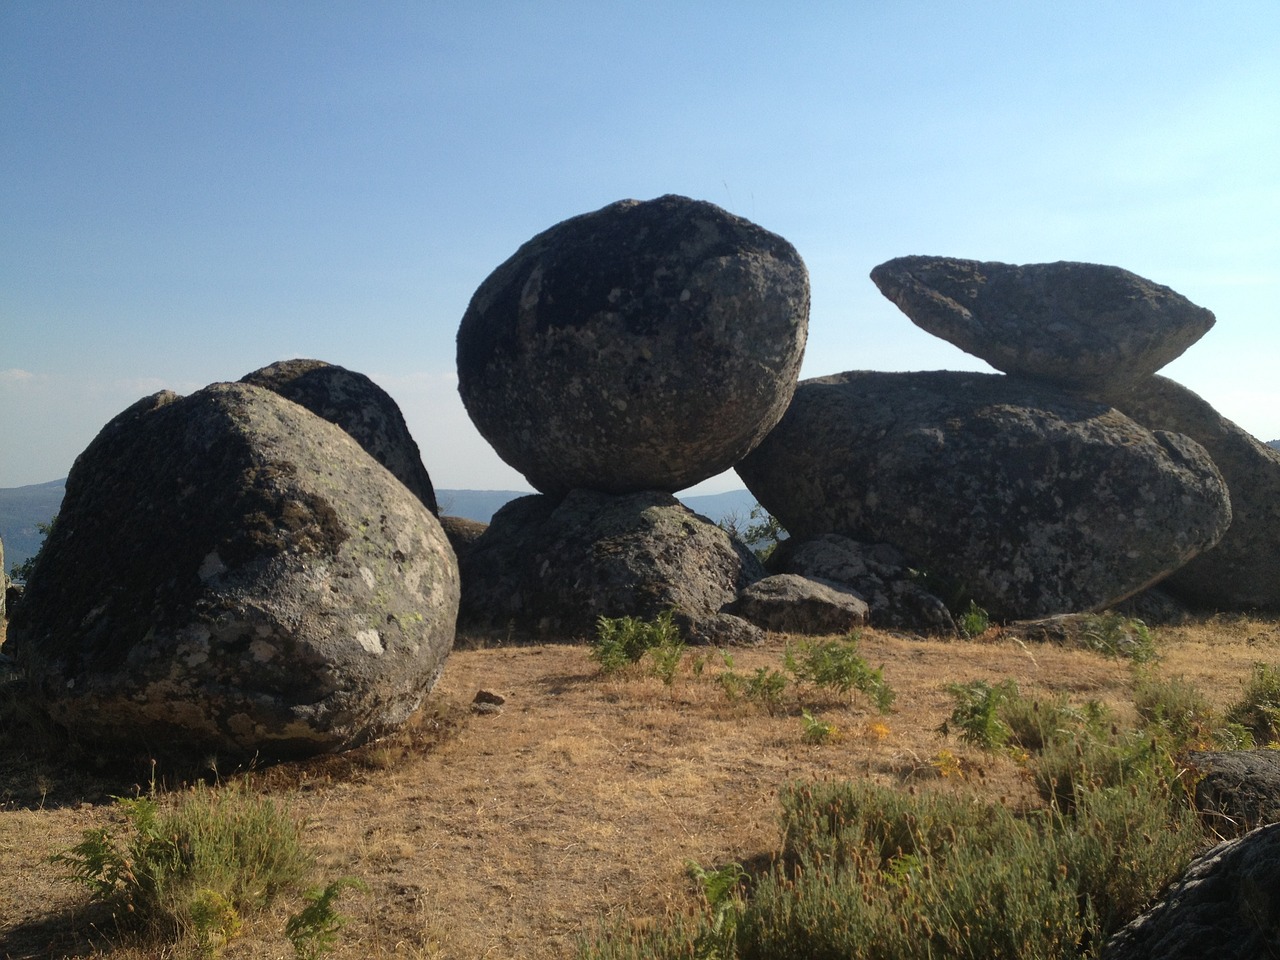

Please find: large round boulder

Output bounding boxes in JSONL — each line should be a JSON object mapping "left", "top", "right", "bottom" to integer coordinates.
{"left": 241, "top": 358, "right": 438, "bottom": 515}
{"left": 8, "top": 382, "right": 460, "bottom": 761}
{"left": 870, "top": 257, "right": 1215, "bottom": 394}
{"left": 456, "top": 195, "right": 809, "bottom": 496}
{"left": 458, "top": 489, "right": 764, "bottom": 643}
{"left": 1104, "top": 375, "right": 1280, "bottom": 609}
{"left": 736, "top": 371, "right": 1232, "bottom": 619}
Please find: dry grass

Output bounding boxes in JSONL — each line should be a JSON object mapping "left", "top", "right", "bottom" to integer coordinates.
{"left": 2, "top": 614, "right": 1279, "bottom": 959}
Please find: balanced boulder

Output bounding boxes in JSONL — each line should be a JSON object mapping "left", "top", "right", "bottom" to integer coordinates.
{"left": 1104, "top": 375, "right": 1280, "bottom": 609}
{"left": 241, "top": 358, "right": 438, "bottom": 515}
{"left": 736, "top": 371, "right": 1232, "bottom": 620}
{"left": 9, "top": 382, "right": 460, "bottom": 760}
{"left": 870, "top": 257, "right": 1215, "bottom": 394}
{"left": 456, "top": 194, "right": 809, "bottom": 496}
{"left": 458, "top": 488, "right": 764, "bottom": 642}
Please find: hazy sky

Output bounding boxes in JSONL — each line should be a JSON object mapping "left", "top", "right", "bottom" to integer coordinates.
{"left": 3, "top": 2, "right": 1278, "bottom": 493}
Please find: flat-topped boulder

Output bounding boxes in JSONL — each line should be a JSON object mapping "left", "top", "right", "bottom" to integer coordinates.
{"left": 8, "top": 382, "right": 459, "bottom": 761}
{"left": 457, "top": 194, "right": 809, "bottom": 496}
{"left": 736, "top": 370, "right": 1232, "bottom": 620}
{"left": 870, "top": 257, "right": 1215, "bottom": 393}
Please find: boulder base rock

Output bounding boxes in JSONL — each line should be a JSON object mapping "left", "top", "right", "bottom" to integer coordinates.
{"left": 241, "top": 358, "right": 438, "bottom": 515}
{"left": 767, "top": 534, "right": 956, "bottom": 633}
{"left": 737, "top": 371, "right": 1232, "bottom": 620}
{"left": 9, "top": 383, "right": 460, "bottom": 760}
{"left": 870, "top": 257, "right": 1215, "bottom": 393}
{"left": 1105, "top": 375, "right": 1280, "bottom": 609}
{"left": 1101, "top": 823, "right": 1280, "bottom": 960}
{"left": 456, "top": 194, "right": 809, "bottom": 496}
{"left": 458, "top": 489, "right": 764, "bottom": 643}
{"left": 725, "top": 574, "right": 868, "bottom": 635}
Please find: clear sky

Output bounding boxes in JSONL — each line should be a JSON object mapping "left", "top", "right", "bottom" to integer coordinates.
{"left": 3, "top": 1, "right": 1278, "bottom": 493}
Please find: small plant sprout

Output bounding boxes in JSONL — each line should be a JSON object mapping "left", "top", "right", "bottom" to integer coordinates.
{"left": 286, "top": 877, "right": 370, "bottom": 960}
{"left": 958, "top": 600, "right": 990, "bottom": 638}
{"left": 800, "top": 710, "right": 837, "bottom": 744}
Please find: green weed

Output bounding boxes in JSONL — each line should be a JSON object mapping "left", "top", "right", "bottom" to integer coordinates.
{"left": 958, "top": 599, "right": 990, "bottom": 638}
{"left": 51, "top": 780, "right": 313, "bottom": 950}
{"left": 286, "top": 877, "right": 370, "bottom": 960}
{"left": 1225, "top": 662, "right": 1280, "bottom": 745}
{"left": 784, "top": 635, "right": 895, "bottom": 713}
{"left": 591, "top": 611, "right": 682, "bottom": 676}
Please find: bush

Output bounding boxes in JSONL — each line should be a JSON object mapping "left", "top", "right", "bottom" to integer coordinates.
{"left": 52, "top": 781, "right": 313, "bottom": 948}
{"left": 1077, "top": 614, "right": 1157, "bottom": 662}
{"left": 958, "top": 600, "right": 990, "bottom": 638}
{"left": 943, "top": 679, "right": 1018, "bottom": 750}
{"left": 784, "top": 636, "right": 895, "bottom": 713}
{"left": 1225, "top": 662, "right": 1280, "bottom": 745}
{"left": 591, "top": 611, "right": 682, "bottom": 677}
{"left": 1132, "top": 671, "right": 1215, "bottom": 748}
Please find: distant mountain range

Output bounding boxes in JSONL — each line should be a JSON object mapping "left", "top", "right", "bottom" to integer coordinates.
{"left": 0, "top": 479, "right": 758, "bottom": 578}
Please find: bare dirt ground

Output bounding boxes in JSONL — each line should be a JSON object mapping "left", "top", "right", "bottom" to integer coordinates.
{"left": 2, "top": 613, "right": 1278, "bottom": 959}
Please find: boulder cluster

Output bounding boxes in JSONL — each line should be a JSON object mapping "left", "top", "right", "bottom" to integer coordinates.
{"left": 741, "top": 255, "right": 1280, "bottom": 618}
{"left": 5, "top": 195, "right": 1279, "bottom": 764}
{"left": 454, "top": 195, "right": 818, "bottom": 644}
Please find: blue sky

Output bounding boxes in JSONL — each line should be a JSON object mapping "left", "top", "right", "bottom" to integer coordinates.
{"left": 3, "top": 1, "right": 1278, "bottom": 492}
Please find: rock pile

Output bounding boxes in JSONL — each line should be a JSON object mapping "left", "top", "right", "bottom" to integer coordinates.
{"left": 455, "top": 195, "right": 811, "bottom": 639}
{"left": 739, "top": 255, "right": 1264, "bottom": 619}
{"left": 9, "top": 375, "right": 459, "bottom": 761}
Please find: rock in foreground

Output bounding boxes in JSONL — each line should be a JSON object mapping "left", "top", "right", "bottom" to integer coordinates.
{"left": 737, "top": 371, "right": 1232, "bottom": 620}
{"left": 457, "top": 194, "right": 809, "bottom": 496}
{"left": 870, "top": 257, "right": 1215, "bottom": 393}
{"left": 1101, "top": 823, "right": 1280, "bottom": 960}
{"left": 9, "top": 382, "right": 459, "bottom": 761}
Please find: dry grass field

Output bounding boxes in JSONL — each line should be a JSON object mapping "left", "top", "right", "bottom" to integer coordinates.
{"left": 2, "top": 613, "right": 1278, "bottom": 959}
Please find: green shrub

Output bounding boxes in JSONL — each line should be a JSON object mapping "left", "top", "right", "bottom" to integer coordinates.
{"left": 591, "top": 611, "right": 682, "bottom": 676}
{"left": 958, "top": 600, "right": 991, "bottom": 638}
{"left": 1225, "top": 662, "right": 1280, "bottom": 745}
{"left": 944, "top": 679, "right": 1018, "bottom": 750}
{"left": 286, "top": 877, "right": 370, "bottom": 960}
{"left": 1132, "top": 672, "right": 1215, "bottom": 747}
{"left": 51, "top": 781, "right": 313, "bottom": 947}
{"left": 799, "top": 710, "right": 835, "bottom": 744}
{"left": 1077, "top": 614, "right": 1157, "bottom": 662}
{"left": 784, "top": 636, "right": 895, "bottom": 713}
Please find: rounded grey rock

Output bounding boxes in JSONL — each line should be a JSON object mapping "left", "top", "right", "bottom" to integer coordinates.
{"left": 241, "top": 358, "right": 438, "bottom": 515}
{"left": 9, "top": 382, "right": 460, "bottom": 761}
{"left": 736, "top": 371, "right": 1232, "bottom": 620}
{"left": 457, "top": 194, "right": 809, "bottom": 496}
{"left": 458, "top": 488, "right": 764, "bottom": 641}
{"left": 1104, "top": 375, "right": 1280, "bottom": 609}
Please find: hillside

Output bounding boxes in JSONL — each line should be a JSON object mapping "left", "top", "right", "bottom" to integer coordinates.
{"left": 0, "top": 479, "right": 65, "bottom": 575}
